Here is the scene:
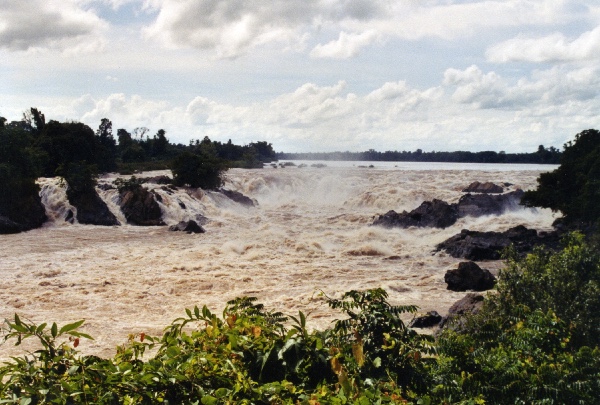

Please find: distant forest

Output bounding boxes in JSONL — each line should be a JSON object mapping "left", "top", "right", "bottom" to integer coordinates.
{"left": 277, "top": 146, "right": 561, "bottom": 164}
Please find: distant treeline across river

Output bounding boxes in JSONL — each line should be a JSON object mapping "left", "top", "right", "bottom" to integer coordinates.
{"left": 277, "top": 146, "right": 561, "bottom": 164}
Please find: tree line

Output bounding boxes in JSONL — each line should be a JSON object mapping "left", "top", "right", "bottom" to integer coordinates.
{"left": 0, "top": 108, "right": 277, "bottom": 227}
{"left": 278, "top": 146, "right": 561, "bottom": 164}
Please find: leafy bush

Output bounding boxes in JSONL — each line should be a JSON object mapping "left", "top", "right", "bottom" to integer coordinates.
{"left": 433, "top": 233, "right": 600, "bottom": 404}
{"left": 113, "top": 176, "right": 145, "bottom": 193}
{"left": 0, "top": 290, "right": 433, "bottom": 404}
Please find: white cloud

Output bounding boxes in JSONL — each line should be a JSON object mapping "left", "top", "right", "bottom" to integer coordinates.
{"left": 141, "top": 0, "right": 577, "bottom": 59}
{"left": 0, "top": 0, "right": 108, "bottom": 52}
{"left": 442, "top": 63, "right": 600, "bottom": 110}
{"left": 486, "top": 25, "right": 600, "bottom": 63}
{"left": 310, "top": 30, "right": 379, "bottom": 59}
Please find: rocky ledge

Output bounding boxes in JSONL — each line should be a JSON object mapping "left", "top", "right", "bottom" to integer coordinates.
{"left": 435, "top": 225, "right": 560, "bottom": 260}
{"left": 373, "top": 187, "right": 524, "bottom": 229}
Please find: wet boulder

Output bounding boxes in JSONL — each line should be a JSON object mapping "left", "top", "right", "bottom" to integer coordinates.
{"left": 0, "top": 193, "right": 47, "bottom": 233}
{"left": 0, "top": 216, "right": 23, "bottom": 234}
{"left": 436, "top": 225, "right": 558, "bottom": 260}
{"left": 67, "top": 188, "right": 120, "bottom": 226}
{"left": 372, "top": 199, "right": 459, "bottom": 229}
{"left": 119, "top": 187, "right": 164, "bottom": 226}
{"left": 218, "top": 189, "right": 257, "bottom": 207}
{"left": 462, "top": 181, "right": 504, "bottom": 194}
{"left": 409, "top": 311, "right": 443, "bottom": 328}
{"left": 169, "top": 220, "right": 205, "bottom": 234}
{"left": 445, "top": 261, "right": 496, "bottom": 291}
{"left": 456, "top": 189, "right": 524, "bottom": 217}
{"left": 437, "top": 293, "right": 485, "bottom": 331}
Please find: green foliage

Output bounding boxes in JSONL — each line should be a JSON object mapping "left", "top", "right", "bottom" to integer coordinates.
{"left": 492, "top": 232, "right": 600, "bottom": 347}
{"left": 0, "top": 290, "right": 435, "bottom": 404}
{"left": 57, "top": 161, "right": 99, "bottom": 194}
{"left": 434, "top": 309, "right": 600, "bottom": 404}
{"left": 171, "top": 151, "right": 227, "bottom": 190}
{"left": 433, "top": 233, "right": 600, "bottom": 404}
{"left": 522, "top": 128, "right": 600, "bottom": 226}
{"left": 113, "top": 176, "right": 145, "bottom": 193}
{"left": 326, "top": 289, "right": 435, "bottom": 394}
{"left": 0, "top": 123, "right": 44, "bottom": 225}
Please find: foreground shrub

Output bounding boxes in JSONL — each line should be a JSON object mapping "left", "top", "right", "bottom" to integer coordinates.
{"left": 0, "top": 290, "right": 432, "bottom": 404}
{"left": 433, "top": 233, "right": 600, "bottom": 404}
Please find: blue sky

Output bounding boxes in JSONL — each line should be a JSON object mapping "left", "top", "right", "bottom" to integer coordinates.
{"left": 1, "top": 0, "right": 600, "bottom": 152}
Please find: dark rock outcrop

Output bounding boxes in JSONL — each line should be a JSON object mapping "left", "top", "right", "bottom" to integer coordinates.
{"left": 438, "top": 293, "right": 485, "bottom": 331}
{"left": 436, "top": 225, "right": 559, "bottom": 260}
{"left": 0, "top": 216, "right": 24, "bottom": 234}
{"left": 218, "top": 189, "right": 257, "bottom": 207}
{"left": 372, "top": 199, "right": 459, "bottom": 229}
{"left": 456, "top": 190, "right": 524, "bottom": 217}
{"left": 67, "top": 188, "right": 120, "bottom": 226}
{"left": 409, "top": 311, "right": 442, "bottom": 328}
{"left": 0, "top": 193, "right": 47, "bottom": 234}
{"left": 373, "top": 188, "right": 525, "bottom": 229}
{"left": 448, "top": 293, "right": 485, "bottom": 316}
{"left": 147, "top": 175, "right": 172, "bottom": 184}
{"left": 462, "top": 181, "right": 504, "bottom": 193}
{"left": 445, "top": 261, "right": 496, "bottom": 291}
{"left": 119, "top": 187, "right": 164, "bottom": 226}
{"left": 169, "top": 220, "right": 205, "bottom": 234}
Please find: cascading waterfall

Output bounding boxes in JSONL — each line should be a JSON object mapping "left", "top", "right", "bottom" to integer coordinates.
{"left": 2, "top": 164, "right": 557, "bottom": 361}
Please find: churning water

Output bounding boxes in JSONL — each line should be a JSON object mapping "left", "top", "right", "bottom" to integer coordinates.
{"left": 0, "top": 162, "right": 557, "bottom": 359}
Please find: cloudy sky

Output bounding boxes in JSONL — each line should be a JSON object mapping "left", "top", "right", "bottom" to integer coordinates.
{"left": 2, "top": 0, "right": 600, "bottom": 153}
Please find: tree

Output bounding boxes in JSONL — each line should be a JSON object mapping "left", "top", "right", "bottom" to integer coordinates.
{"left": 171, "top": 151, "right": 226, "bottom": 190}
{"left": 521, "top": 129, "right": 600, "bottom": 226}
{"left": 95, "top": 118, "right": 117, "bottom": 172}
{"left": 0, "top": 122, "right": 46, "bottom": 230}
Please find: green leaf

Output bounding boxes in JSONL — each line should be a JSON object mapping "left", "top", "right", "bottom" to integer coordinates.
{"left": 35, "top": 323, "right": 47, "bottom": 334}
{"left": 214, "top": 388, "right": 229, "bottom": 398}
{"left": 59, "top": 320, "right": 85, "bottom": 334}
{"left": 186, "top": 308, "right": 192, "bottom": 319}
{"left": 51, "top": 322, "right": 58, "bottom": 338}
{"left": 201, "top": 395, "right": 218, "bottom": 405}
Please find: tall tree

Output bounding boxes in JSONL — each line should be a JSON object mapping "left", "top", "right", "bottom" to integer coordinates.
{"left": 522, "top": 129, "right": 600, "bottom": 227}
{"left": 95, "top": 118, "right": 117, "bottom": 172}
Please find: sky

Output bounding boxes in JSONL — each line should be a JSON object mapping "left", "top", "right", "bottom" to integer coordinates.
{"left": 1, "top": 0, "right": 600, "bottom": 153}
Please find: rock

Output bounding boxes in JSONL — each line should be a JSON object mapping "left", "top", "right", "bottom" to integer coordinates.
{"left": 169, "top": 220, "right": 205, "bottom": 234}
{"left": 436, "top": 225, "right": 559, "bottom": 260}
{"left": 97, "top": 183, "right": 115, "bottom": 191}
{"left": 409, "top": 311, "right": 442, "bottom": 328}
{"left": 0, "top": 216, "right": 23, "bottom": 234}
{"left": 67, "top": 188, "right": 120, "bottom": 226}
{"left": 218, "top": 189, "right": 257, "bottom": 207}
{"left": 456, "top": 190, "right": 524, "bottom": 217}
{"left": 372, "top": 199, "right": 459, "bottom": 229}
{"left": 119, "top": 187, "right": 165, "bottom": 226}
{"left": 147, "top": 175, "right": 172, "bottom": 184}
{"left": 462, "top": 181, "right": 504, "bottom": 193}
{"left": 372, "top": 190, "right": 524, "bottom": 230}
{"left": 0, "top": 191, "right": 48, "bottom": 234}
{"left": 445, "top": 261, "right": 496, "bottom": 291}
{"left": 438, "top": 293, "right": 485, "bottom": 331}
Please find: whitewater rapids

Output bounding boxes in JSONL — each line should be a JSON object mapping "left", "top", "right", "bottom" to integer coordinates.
{"left": 0, "top": 163, "right": 557, "bottom": 359}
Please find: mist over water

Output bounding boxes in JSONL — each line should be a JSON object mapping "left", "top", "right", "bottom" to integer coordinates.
{"left": 0, "top": 163, "right": 557, "bottom": 359}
